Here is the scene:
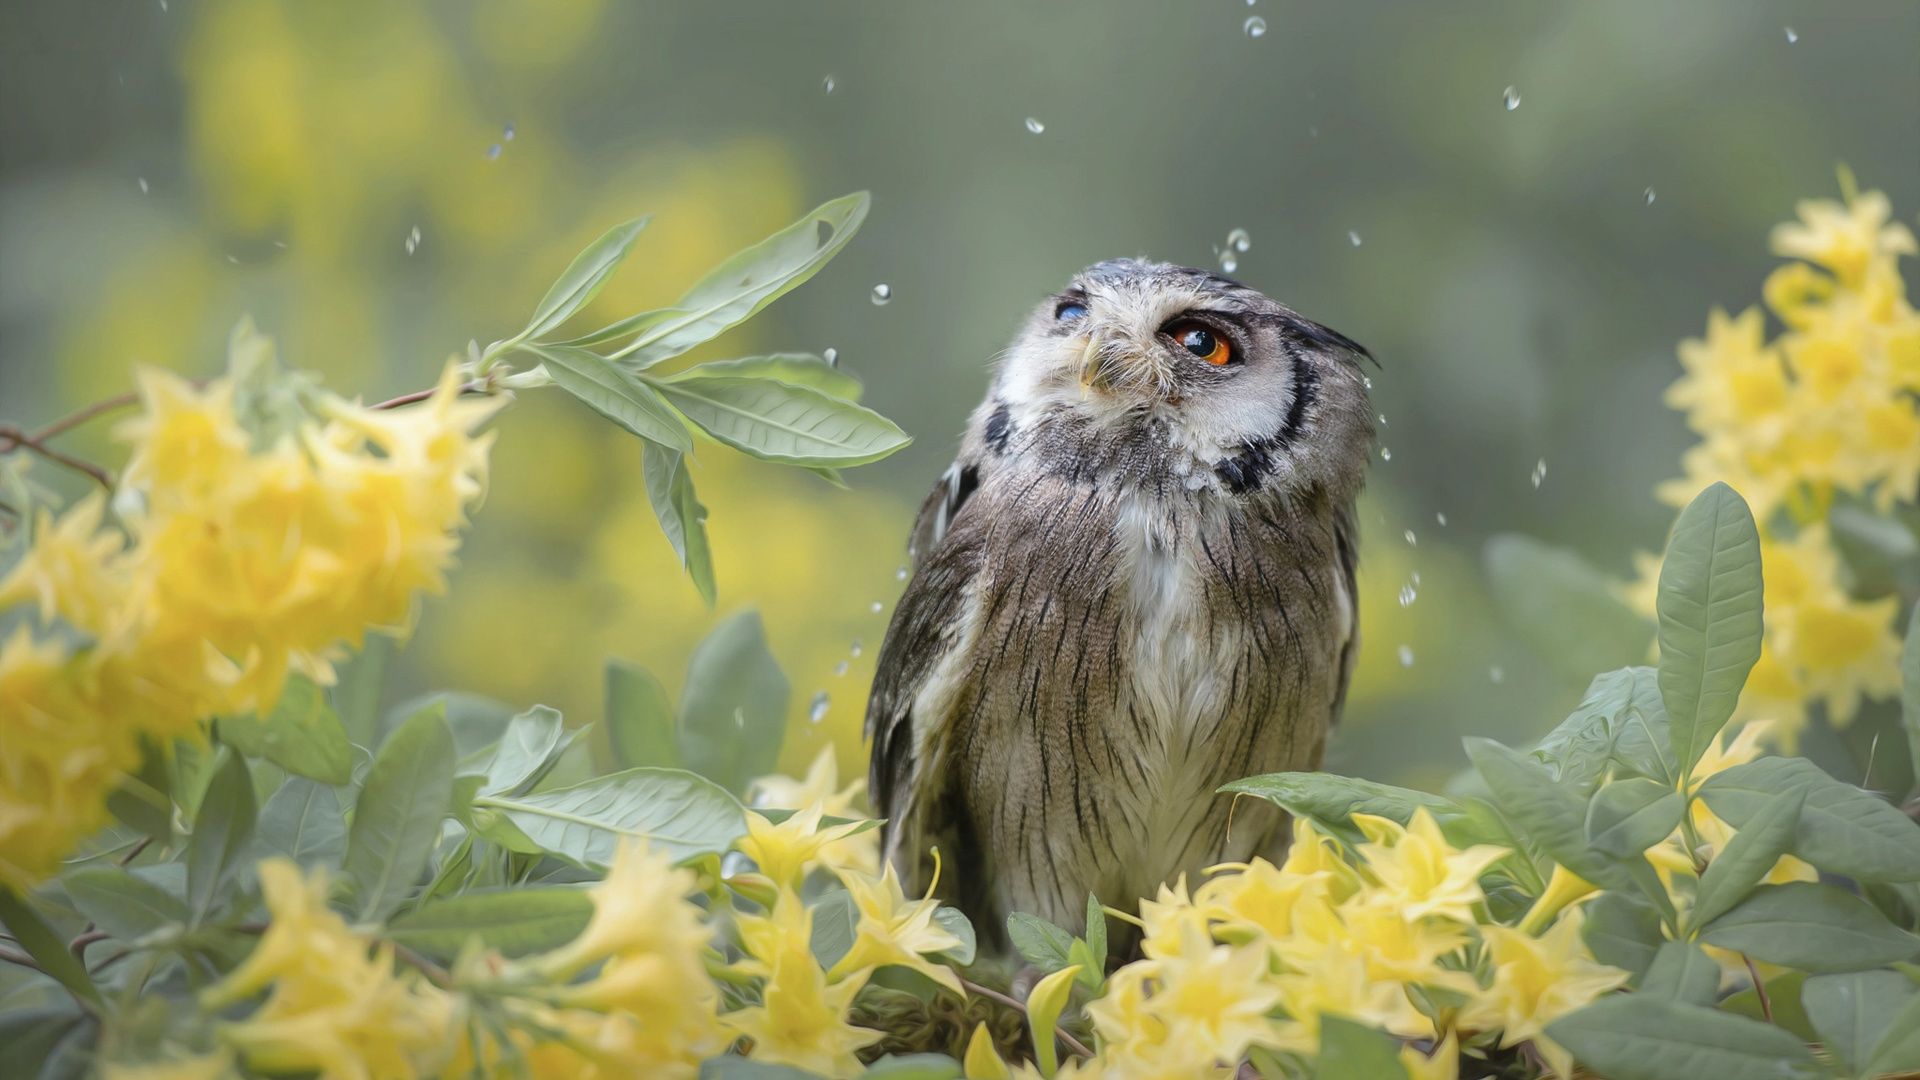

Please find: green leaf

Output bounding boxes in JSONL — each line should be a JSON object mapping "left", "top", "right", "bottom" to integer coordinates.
{"left": 472, "top": 767, "right": 747, "bottom": 868}
{"left": 1699, "top": 882, "right": 1920, "bottom": 973}
{"left": 1441, "top": 797, "right": 1545, "bottom": 894}
{"left": 550, "top": 306, "right": 683, "bottom": 350}
{"left": 0, "top": 1005, "right": 87, "bottom": 1080}
{"left": 1905, "top": 602, "right": 1920, "bottom": 801}
{"left": 619, "top": 192, "right": 869, "bottom": 368}
{"left": 1720, "top": 969, "right": 1816, "bottom": 1042}
{"left": 1637, "top": 941, "right": 1721, "bottom": 1006}
{"left": 642, "top": 441, "right": 716, "bottom": 607}
{"left": 677, "top": 611, "right": 789, "bottom": 794}
{"left": 1545, "top": 995, "right": 1822, "bottom": 1080}
{"left": 105, "top": 737, "right": 173, "bottom": 841}
{"left": 256, "top": 777, "right": 347, "bottom": 867}
{"left": 607, "top": 658, "right": 678, "bottom": 769}
{"left": 521, "top": 216, "right": 649, "bottom": 340}
{"left": 1218, "top": 772, "right": 1462, "bottom": 845}
{"left": 531, "top": 343, "right": 692, "bottom": 451}
{"left": 932, "top": 906, "right": 977, "bottom": 967}
{"left": 1863, "top": 983, "right": 1920, "bottom": 1077}
{"left": 1802, "top": 969, "right": 1915, "bottom": 1076}
{"left": 345, "top": 702, "right": 456, "bottom": 923}
{"left": 1006, "top": 912, "right": 1075, "bottom": 973}
{"left": 1464, "top": 738, "right": 1649, "bottom": 897}
{"left": 385, "top": 887, "right": 593, "bottom": 963}
{"left": 700, "top": 1059, "right": 830, "bottom": 1080}
{"left": 1313, "top": 1016, "right": 1410, "bottom": 1080}
{"left": 809, "top": 889, "right": 858, "bottom": 970}
{"left": 1697, "top": 756, "right": 1920, "bottom": 882}
{"left": 653, "top": 376, "right": 910, "bottom": 468}
{"left": 384, "top": 691, "right": 514, "bottom": 757}
{"left": 1691, "top": 786, "right": 1802, "bottom": 930}
{"left": 187, "top": 748, "right": 256, "bottom": 925}
{"left": 0, "top": 890, "right": 102, "bottom": 1009}
{"left": 63, "top": 867, "right": 186, "bottom": 943}
{"left": 482, "top": 706, "right": 570, "bottom": 796}
{"left": 331, "top": 634, "right": 392, "bottom": 748}
{"left": 1532, "top": 666, "right": 1675, "bottom": 792}
{"left": 1084, "top": 892, "right": 1108, "bottom": 972}
{"left": 1586, "top": 777, "right": 1686, "bottom": 858}
{"left": 664, "top": 354, "right": 864, "bottom": 401}
{"left": 218, "top": 675, "right": 354, "bottom": 785}
{"left": 1484, "top": 534, "right": 1655, "bottom": 686}
{"left": 1656, "top": 482, "right": 1764, "bottom": 777}
{"left": 859, "top": 1055, "right": 962, "bottom": 1080}
{"left": 1582, "top": 891, "right": 1666, "bottom": 981}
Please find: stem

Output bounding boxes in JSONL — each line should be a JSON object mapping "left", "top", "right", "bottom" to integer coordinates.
{"left": 368, "top": 381, "right": 485, "bottom": 411}
{"left": 388, "top": 942, "right": 453, "bottom": 990}
{"left": 1742, "top": 954, "right": 1772, "bottom": 1023}
{"left": 118, "top": 835, "right": 154, "bottom": 867}
{"left": 32, "top": 393, "right": 141, "bottom": 441}
{"left": 69, "top": 928, "right": 108, "bottom": 962}
{"left": 958, "top": 977, "right": 1094, "bottom": 1061}
{"left": 0, "top": 945, "right": 40, "bottom": 972}
{"left": 0, "top": 424, "right": 114, "bottom": 488}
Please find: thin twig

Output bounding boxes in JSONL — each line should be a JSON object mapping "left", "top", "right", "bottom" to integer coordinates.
{"left": 0, "top": 944, "right": 41, "bottom": 973}
{"left": 0, "top": 423, "right": 114, "bottom": 488}
{"left": 88, "top": 948, "right": 132, "bottom": 976}
{"left": 958, "top": 976, "right": 1094, "bottom": 1060}
{"left": 1743, "top": 954, "right": 1773, "bottom": 1023}
{"left": 31, "top": 393, "right": 140, "bottom": 441}
{"left": 368, "top": 381, "right": 484, "bottom": 411}
{"left": 118, "top": 835, "right": 155, "bottom": 867}
{"left": 69, "top": 927, "right": 108, "bottom": 963}
{"left": 388, "top": 941, "right": 453, "bottom": 990}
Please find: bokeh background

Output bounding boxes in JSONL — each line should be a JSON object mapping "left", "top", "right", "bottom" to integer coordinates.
{"left": 3, "top": 0, "right": 1916, "bottom": 794}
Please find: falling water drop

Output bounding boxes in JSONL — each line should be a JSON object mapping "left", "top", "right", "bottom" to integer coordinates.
{"left": 1220, "top": 251, "right": 1239, "bottom": 273}
{"left": 1379, "top": 446, "right": 1391, "bottom": 461}
{"left": 1398, "top": 645, "right": 1415, "bottom": 668}
{"left": 405, "top": 226, "right": 421, "bottom": 255}
{"left": 1531, "top": 458, "right": 1548, "bottom": 488}
{"left": 833, "top": 661, "right": 849, "bottom": 677}
{"left": 871, "top": 284, "right": 892, "bottom": 305}
{"left": 1436, "top": 512, "right": 1448, "bottom": 526}
{"left": 1025, "top": 117, "right": 1045, "bottom": 134}
{"left": 895, "top": 566, "right": 909, "bottom": 581}
{"left": 1404, "top": 530, "right": 1416, "bottom": 547}
{"left": 486, "top": 143, "right": 502, "bottom": 160}
{"left": 850, "top": 639, "right": 865, "bottom": 657}
{"left": 823, "top": 74, "right": 836, "bottom": 93}
{"left": 1489, "top": 665, "right": 1505, "bottom": 683}
{"left": 823, "top": 347, "right": 839, "bottom": 367}
{"left": 503, "top": 123, "right": 516, "bottom": 142}
{"left": 1784, "top": 27, "right": 1798, "bottom": 43}
{"left": 1227, "top": 228, "right": 1251, "bottom": 253}
{"left": 1412, "top": 571, "right": 1421, "bottom": 585}
{"left": 809, "top": 692, "right": 830, "bottom": 724}
{"left": 734, "top": 707, "right": 746, "bottom": 730}
{"left": 1502, "top": 86, "right": 1521, "bottom": 111}
{"left": 1348, "top": 230, "right": 1363, "bottom": 247}
{"left": 1377, "top": 413, "right": 1387, "bottom": 426}
{"left": 870, "top": 601, "right": 884, "bottom": 613}
{"left": 1644, "top": 187, "right": 1656, "bottom": 206}
{"left": 1362, "top": 376, "right": 1373, "bottom": 389}
{"left": 1244, "top": 16, "right": 1267, "bottom": 37}
{"left": 1398, "top": 583, "right": 1418, "bottom": 607}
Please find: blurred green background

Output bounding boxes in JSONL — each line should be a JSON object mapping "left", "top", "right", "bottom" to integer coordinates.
{"left": 2, "top": 0, "right": 1916, "bottom": 793}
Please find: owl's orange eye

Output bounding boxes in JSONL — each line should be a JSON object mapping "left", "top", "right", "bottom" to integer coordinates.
{"left": 1173, "top": 324, "right": 1233, "bottom": 366}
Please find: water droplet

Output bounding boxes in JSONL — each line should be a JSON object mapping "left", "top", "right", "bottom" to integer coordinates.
{"left": 1404, "top": 530, "right": 1416, "bottom": 546}
{"left": 733, "top": 707, "right": 746, "bottom": 729}
{"left": 823, "top": 347, "right": 839, "bottom": 367}
{"left": 809, "top": 691, "right": 830, "bottom": 724}
{"left": 870, "top": 284, "right": 892, "bottom": 306}
{"left": 1784, "top": 26, "right": 1798, "bottom": 43}
{"left": 850, "top": 638, "right": 864, "bottom": 657}
{"left": 1436, "top": 512, "right": 1447, "bottom": 526}
{"left": 137, "top": 177, "right": 148, "bottom": 194}
{"left": 1379, "top": 446, "right": 1391, "bottom": 461}
{"left": 1024, "top": 117, "right": 1045, "bottom": 134}
{"left": 1348, "top": 230, "right": 1363, "bottom": 247}
{"left": 1377, "top": 413, "right": 1387, "bottom": 426}
{"left": 1220, "top": 251, "right": 1239, "bottom": 273}
{"left": 1308, "top": 125, "right": 1319, "bottom": 139}
{"left": 1531, "top": 458, "right": 1547, "bottom": 488}
{"left": 1362, "top": 376, "right": 1373, "bottom": 389}
{"left": 1244, "top": 16, "right": 1267, "bottom": 37}
{"left": 486, "top": 143, "right": 502, "bottom": 160}
{"left": 405, "top": 225, "right": 421, "bottom": 255}
{"left": 226, "top": 254, "right": 239, "bottom": 264}
{"left": 870, "top": 601, "right": 884, "bottom": 614}
{"left": 502, "top": 123, "right": 516, "bottom": 142}
{"left": 1411, "top": 571, "right": 1421, "bottom": 585}
{"left": 1398, "top": 583, "right": 1418, "bottom": 607}
{"left": 895, "top": 566, "right": 908, "bottom": 581}
{"left": 1247, "top": 0, "right": 1256, "bottom": 5}
{"left": 1489, "top": 665, "right": 1505, "bottom": 683}
{"left": 823, "top": 74, "right": 836, "bottom": 93}
{"left": 1644, "top": 187, "right": 1656, "bottom": 206}
{"left": 1502, "top": 86, "right": 1521, "bottom": 111}
{"left": 1227, "top": 228, "right": 1251, "bottom": 253}
{"left": 158, "top": 0, "right": 167, "bottom": 10}
{"left": 833, "top": 661, "right": 849, "bottom": 677}
{"left": 1398, "top": 645, "right": 1415, "bottom": 667}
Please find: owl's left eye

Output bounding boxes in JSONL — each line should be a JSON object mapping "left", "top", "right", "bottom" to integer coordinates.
{"left": 1055, "top": 301, "right": 1088, "bottom": 321}
{"left": 1169, "top": 322, "right": 1235, "bottom": 366}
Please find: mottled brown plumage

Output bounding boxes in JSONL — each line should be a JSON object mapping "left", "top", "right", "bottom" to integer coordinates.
{"left": 866, "top": 259, "right": 1373, "bottom": 947}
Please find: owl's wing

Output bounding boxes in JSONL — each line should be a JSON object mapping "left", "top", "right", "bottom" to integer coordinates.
{"left": 905, "top": 458, "right": 980, "bottom": 567}
{"left": 1326, "top": 499, "right": 1362, "bottom": 726}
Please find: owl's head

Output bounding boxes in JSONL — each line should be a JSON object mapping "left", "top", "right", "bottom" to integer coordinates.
{"left": 990, "top": 258, "right": 1375, "bottom": 499}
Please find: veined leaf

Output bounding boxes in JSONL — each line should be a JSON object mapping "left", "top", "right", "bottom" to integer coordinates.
{"left": 550, "top": 306, "right": 683, "bottom": 350}
{"left": 1465, "top": 737, "right": 1647, "bottom": 896}
{"left": 653, "top": 375, "right": 910, "bottom": 468}
{"left": 255, "top": 778, "right": 346, "bottom": 867}
{"left": 473, "top": 767, "right": 746, "bottom": 868}
{"left": 1532, "top": 666, "right": 1675, "bottom": 792}
{"left": 187, "top": 749, "right": 255, "bottom": 925}
{"left": 606, "top": 658, "right": 677, "bottom": 769}
{"left": 345, "top": 702, "right": 455, "bottom": 923}
{"left": 1314, "top": 1016, "right": 1410, "bottom": 1080}
{"left": 663, "top": 354, "right": 863, "bottom": 401}
{"left": 1656, "top": 482, "right": 1764, "bottom": 777}
{"left": 521, "top": 216, "right": 649, "bottom": 341}
{"left": 331, "top": 634, "right": 392, "bottom": 749}
{"left": 0, "top": 891, "right": 102, "bottom": 1009}
{"left": 529, "top": 343, "right": 692, "bottom": 451}
{"left": 1544, "top": 995, "right": 1821, "bottom": 1080}
{"left": 217, "top": 675, "right": 353, "bottom": 785}
{"left": 385, "top": 887, "right": 592, "bottom": 963}
{"left": 1803, "top": 969, "right": 1915, "bottom": 1077}
{"left": 1699, "top": 881, "right": 1920, "bottom": 973}
{"left": 641, "top": 441, "right": 715, "bottom": 607}
{"left": 1636, "top": 941, "right": 1719, "bottom": 1006}
{"left": 1690, "top": 785, "right": 1801, "bottom": 930}
{"left": 1585, "top": 777, "right": 1685, "bottom": 858}
{"left": 63, "top": 867, "right": 186, "bottom": 943}
{"left": 1218, "top": 771, "right": 1462, "bottom": 845}
{"left": 1006, "top": 912, "right": 1075, "bottom": 974}
{"left": 1697, "top": 756, "right": 1920, "bottom": 882}
{"left": 933, "top": 906, "right": 977, "bottom": 967}
{"left": 1864, "top": 985, "right": 1920, "bottom": 1078}
{"left": 482, "top": 706, "right": 570, "bottom": 796}
{"left": 677, "top": 611, "right": 789, "bottom": 794}
{"left": 1581, "top": 891, "right": 1665, "bottom": 981}
{"left": 809, "top": 889, "right": 858, "bottom": 970}
{"left": 617, "top": 192, "right": 869, "bottom": 367}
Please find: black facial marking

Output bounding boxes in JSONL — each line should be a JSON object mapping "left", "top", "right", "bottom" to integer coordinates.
{"left": 984, "top": 401, "right": 1014, "bottom": 453}
{"left": 1281, "top": 349, "right": 1318, "bottom": 441}
{"left": 1215, "top": 436, "right": 1278, "bottom": 495}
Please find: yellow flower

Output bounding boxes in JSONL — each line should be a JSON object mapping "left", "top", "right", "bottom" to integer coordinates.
{"left": 0, "top": 495, "right": 127, "bottom": 636}
{"left": 101, "top": 1052, "right": 238, "bottom": 1080}
{"left": 1399, "top": 1032, "right": 1459, "bottom": 1080}
{"left": 1269, "top": 936, "right": 1433, "bottom": 1050}
{"left": 1135, "top": 920, "right": 1281, "bottom": 1063}
{"left": 1460, "top": 910, "right": 1627, "bottom": 1080}
{"left": 723, "top": 893, "right": 880, "bottom": 1079}
{"left": 1351, "top": 809, "right": 1506, "bottom": 924}
{"left": 736, "top": 802, "right": 869, "bottom": 888}
{"left": 749, "top": 747, "right": 880, "bottom": 877}
{"left": 536, "top": 839, "right": 713, "bottom": 979}
{"left": 1770, "top": 186, "right": 1917, "bottom": 289}
{"left": 1195, "top": 854, "right": 1334, "bottom": 947}
{"left": 827, "top": 860, "right": 965, "bottom": 993}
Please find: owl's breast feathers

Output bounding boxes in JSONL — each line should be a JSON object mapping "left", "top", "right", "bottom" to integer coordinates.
{"left": 867, "top": 401, "right": 1360, "bottom": 938}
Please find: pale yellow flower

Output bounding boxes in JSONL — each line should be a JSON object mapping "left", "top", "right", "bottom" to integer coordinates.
{"left": 749, "top": 747, "right": 880, "bottom": 877}
{"left": 101, "top": 1053, "right": 238, "bottom": 1080}
{"left": 736, "top": 802, "right": 869, "bottom": 888}
{"left": 1399, "top": 1032, "right": 1459, "bottom": 1080}
{"left": 536, "top": 838, "right": 713, "bottom": 979}
{"left": 827, "top": 861, "right": 965, "bottom": 993}
{"left": 1351, "top": 809, "right": 1506, "bottom": 924}
{"left": 723, "top": 893, "right": 880, "bottom": 1078}
{"left": 1460, "top": 910, "right": 1628, "bottom": 1080}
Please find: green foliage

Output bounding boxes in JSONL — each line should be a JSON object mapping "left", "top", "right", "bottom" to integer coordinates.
{"left": 1654, "top": 481, "right": 1764, "bottom": 776}
{"left": 1484, "top": 534, "right": 1655, "bottom": 685}
{"left": 346, "top": 702, "right": 456, "bottom": 923}
{"left": 1544, "top": 995, "right": 1824, "bottom": 1080}
{"left": 1218, "top": 772, "right": 1463, "bottom": 846}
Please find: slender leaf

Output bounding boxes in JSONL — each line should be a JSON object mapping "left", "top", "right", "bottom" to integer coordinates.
{"left": 1007, "top": 912, "right": 1076, "bottom": 974}
{"left": 531, "top": 343, "right": 692, "bottom": 451}
{"left": 217, "top": 675, "right": 354, "bottom": 784}
{"left": 1720, "top": 970, "right": 1817, "bottom": 1041}
{"left": 932, "top": 906, "right": 976, "bottom": 966}
{"left": 105, "top": 736, "right": 172, "bottom": 840}
{"left": 345, "top": 702, "right": 456, "bottom": 923}
{"left": 1484, "top": 535, "right": 1656, "bottom": 686}
{"left": 1084, "top": 892, "right": 1108, "bottom": 972}
{"left": 653, "top": 375, "right": 910, "bottom": 468}
{"left": 386, "top": 887, "right": 593, "bottom": 963}
{"left": 0, "top": 890, "right": 102, "bottom": 1008}
{"left": 677, "top": 611, "right": 789, "bottom": 794}
{"left": 1314, "top": 1016, "right": 1410, "bottom": 1080}
{"left": 186, "top": 749, "right": 255, "bottom": 925}
{"left": 1532, "top": 666, "right": 1675, "bottom": 791}
{"left": 550, "top": 306, "right": 683, "bottom": 349}
{"left": 63, "top": 868, "right": 186, "bottom": 943}
{"left": 1691, "top": 786, "right": 1802, "bottom": 930}
{"left": 1583, "top": 891, "right": 1666, "bottom": 981}
{"left": 255, "top": 777, "right": 347, "bottom": 867}
{"left": 1864, "top": 985, "right": 1920, "bottom": 1077}
{"left": 473, "top": 767, "right": 747, "bottom": 868}
{"left": 607, "top": 658, "right": 678, "bottom": 769}
{"left": 1026, "top": 965, "right": 1081, "bottom": 1079}
{"left": 664, "top": 354, "right": 863, "bottom": 400}
{"left": 1545, "top": 995, "right": 1822, "bottom": 1080}
{"left": 521, "top": 216, "right": 649, "bottom": 340}
{"left": 1465, "top": 738, "right": 1641, "bottom": 894}
{"left": 621, "top": 192, "right": 869, "bottom": 367}
{"left": 809, "top": 889, "right": 859, "bottom": 970}
{"left": 1699, "top": 881, "right": 1920, "bottom": 973}
{"left": 1219, "top": 772, "right": 1462, "bottom": 845}
{"left": 482, "top": 706, "right": 567, "bottom": 796}
{"left": 0, "top": 1005, "right": 86, "bottom": 1080}
{"left": 642, "top": 441, "right": 715, "bottom": 607}
{"left": 1697, "top": 756, "right": 1920, "bottom": 882}
{"left": 1586, "top": 777, "right": 1686, "bottom": 858}
{"left": 1637, "top": 941, "right": 1720, "bottom": 1006}
{"left": 331, "top": 634, "right": 392, "bottom": 748}
{"left": 860, "top": 1056, "right": 962, "bottom": 1080}
{"left": 1803, "top": 970, "right": 1914, "bottom": 1076}
{"left": 1656, "top": 482, "right": 1764, "bottom": 777}
{"left": 383, "top": 691, "right": 514, "bottom": 757}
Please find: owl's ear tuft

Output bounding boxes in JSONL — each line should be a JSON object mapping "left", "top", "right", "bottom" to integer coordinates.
{"left": 1271, "top": 312, "right": 1374, "bottom": 366}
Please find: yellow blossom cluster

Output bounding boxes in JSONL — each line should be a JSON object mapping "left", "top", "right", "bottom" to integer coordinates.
{"left": 0, "top": 356, "right": 497, "bottom": 889}
{"left": 1628, "top": 179, "right": 1920, "bottom": 747}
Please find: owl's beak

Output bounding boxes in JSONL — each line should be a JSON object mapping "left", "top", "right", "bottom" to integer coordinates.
{"left": 1077, "top": 336, "right": 1103, "bottom": 393}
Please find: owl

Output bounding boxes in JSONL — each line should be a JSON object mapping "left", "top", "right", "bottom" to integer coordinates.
{"left": 865, "top": 258, "right": 1374, "bottom": 947}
